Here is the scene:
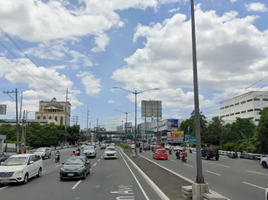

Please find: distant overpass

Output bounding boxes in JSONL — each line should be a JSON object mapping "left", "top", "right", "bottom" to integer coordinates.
{"left": 96, "top": 131, "right": 133, "bottom": 141}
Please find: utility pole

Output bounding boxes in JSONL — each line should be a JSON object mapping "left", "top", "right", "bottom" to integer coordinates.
{"left": 96, "top": 118, "right": 99, "bottom": 143}
{"left": 75, "top": 116, "right": 79, "bottom": 125}
{"left": 65, "top": 88, "right": 70, "bottom": 145}
{"left": 19, "top": 91, "right": 23, "bottom": 120}
{"left": 156, "top": 101, "right": 160, "bottom": 145}
{"left": 3, "top": 88, "right": 19, "bottom": 154}
{"left": 87, "top": 109, "right": 90, "bottom": 142}
{"left": 21, "top": 110, "right": 26, "bottom": 153}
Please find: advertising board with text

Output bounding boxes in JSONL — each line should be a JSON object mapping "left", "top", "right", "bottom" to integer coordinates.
{"left": 168, "top": 131, "right": 184, "bottom": 142}
{"left": 167, "top": 119, "right": 179, "bottom": 130}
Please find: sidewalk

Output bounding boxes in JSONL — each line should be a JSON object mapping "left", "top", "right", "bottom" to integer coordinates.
{"left": 123, "top": 149, "right": 191, "bottom": 200}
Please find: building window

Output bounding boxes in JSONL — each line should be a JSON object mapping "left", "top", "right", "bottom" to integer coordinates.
{"left": 248, "top": 109, "right": 253, "bottom": 112}
{"left": 230, "top": 113, "right": 234, "bottom": 116}
{"left": 255, "top": 119, "right": 260, "bottom": 121}
{"left": 230, "top": 104, "right": 234, "bottom": 107}
{"left": 220, "top": 107, "right": 224, "bottom": 110}
{"left": 49, "top": 116, "right": 52, "bottom": 119}
{"left": 241, "top": 101, "right": 246, "bottom": 104}
{"left": 225, "top": 106, "right": 229, "bottom": 108}
{"left": 55, "top": 116, "right": 58, "bottom": 121}
{"left": 255, "top": 108, "right": 261, "bottom": 111}
{"left": 263, "top": 98, "right": 268, "bottom": 101}
{"left": 247, "top": 99, "right": 253, "bottom": 102}
{"left": 254, "top": 98, "right": 260, "bottom": 101}
{"left": 235, "top": 103, "right": 239, "bottom": 105}
{"left": 241, "top": 110, "right": 246, "bottom": 113}
{"left": 43, "top": 116, "right": 46, "bottom": 120}
{"left": 235, "top": 112, "right": 240, "bottom": 115}
{"left": 60, "top": 116, "right": 63, "bottom": 125}
{"left": 248, "top": 117, "right": 254, "bottom": 120}
{"left": 225, "top": 114, "right": 229, "bottom": 117}
{"left": 37, "top": 116, "right": 40, "bottom": 119}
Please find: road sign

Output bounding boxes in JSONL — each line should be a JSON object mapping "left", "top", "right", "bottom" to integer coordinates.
{"left": 0, "top": 104, "right": 7, "bottom": 115}
{"left": 145, "top": 130, "right": 154, "bottom": 135}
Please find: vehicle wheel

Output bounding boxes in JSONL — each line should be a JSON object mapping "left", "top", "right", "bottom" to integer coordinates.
{"left": 42, "top": 156, "right": 45, "bottom": 160}
{"left": 215, "top": 156, "right": 219, "bottom": 161}
{"left": 36, "top": 168, "right": 42, "bottom": 177}
{"left": 82, "top": 171, "right": 87, "bottom": 180}
{"left": 206, "top": 156, "right": 210, "bottom": 160}
{"left": 87, "top": 169, "right": 91, "bottom": 175}
{"left": 23, "top": 173, "right": 29, "bottom": 184}
{"left": 60, "top": 177, "right": 64, "bottom": 181}
{"left": 262, "top": 161, "right": 268, "bottom": 168}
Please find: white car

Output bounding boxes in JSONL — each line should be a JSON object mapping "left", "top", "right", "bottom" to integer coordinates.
{"left": 260, "top": 156, "right": 268, "bottom": 168}
{"left": 33, "top": 147, "right": 51, "bottom": 159}
{"left": 0, "top": 154, "right": 43, "bottom": 184}
{"left": 83, "top": 146, "right": 96, "bottom": 158}
{"left": 104, "top": 147, "right": 117, "bottom": 159}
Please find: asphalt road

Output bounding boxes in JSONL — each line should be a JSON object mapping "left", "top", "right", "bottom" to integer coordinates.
{"left": 140, "top": 150, "right": 267, "bottom": 200}
{"left": 0, "top": 147, "right": 161, "bottom": 200}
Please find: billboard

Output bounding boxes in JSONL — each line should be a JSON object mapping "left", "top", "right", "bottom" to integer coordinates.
{"left": 124, "top": 122, "right": 132, "bottom": 129}
{"left": 168, "top": 131, "right": 184, "bottom": 142}
{"left": 167, "top": 119, "right": 179, "bottom": 130}
{"left": 185, "top": 134, "right": 196, "bottom": 143}
{"left": 0, "top": 104, "right": 7, "bottom": 115}
{"left": 141, "top": 100, "right": 162, "bottom": 118}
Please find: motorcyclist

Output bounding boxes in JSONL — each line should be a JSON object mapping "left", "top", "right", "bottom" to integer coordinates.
{"left": 175, "top": 150, "right": 180, "bottom": 159}
{"left": 71, "top": 151, "right": 76, "bottom": 156}
{"left": 181, "top": 150, "right": 187, "bottom": 162}
{"left": 55, "top": 150, "right": 60, "bottom": 162}
{"left": 76, "top": 148, "right": 81, "bottom": 156}
{"left": 189, "top": 146, "right": 193, "bottom": 153}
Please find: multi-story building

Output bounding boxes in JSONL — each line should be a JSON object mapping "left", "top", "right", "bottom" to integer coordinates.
{"left": 219, "top": 91, "right": 268, "bottom": 124}
{"left": 35, "top": 97, "right": 71, "bottom": 126}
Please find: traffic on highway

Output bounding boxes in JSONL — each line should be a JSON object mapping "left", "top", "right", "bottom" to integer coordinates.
{"left": 0, "top": 144, "right": 162, "bottom": 200}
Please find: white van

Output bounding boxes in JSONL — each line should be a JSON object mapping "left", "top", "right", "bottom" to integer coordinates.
{"left": 0, "top": 154, "right": 43, "bottom": 184}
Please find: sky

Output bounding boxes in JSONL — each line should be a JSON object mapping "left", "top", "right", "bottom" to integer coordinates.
{"left": 0, "top": 0, "right": 268, "bottom": 131}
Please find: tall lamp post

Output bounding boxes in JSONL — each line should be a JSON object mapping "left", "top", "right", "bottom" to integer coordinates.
{"left": 191, "top": 0, "right": 205, "bottom": 185}
{"left": 114, "top": 109, "right": 135, "bottom": 133}
{"left": 112, "top": 87, "right": 159, "bottom": 155}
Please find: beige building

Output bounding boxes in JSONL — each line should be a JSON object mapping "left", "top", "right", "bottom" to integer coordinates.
{"left": 35, "top": 97, "right": 71, "bottom": 126}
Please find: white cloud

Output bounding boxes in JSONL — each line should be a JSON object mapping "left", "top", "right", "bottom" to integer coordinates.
{"left": 0, "top": 56, "right": 84, "bottom": 115}
{"left": 168, "top": 7, "right": 180, "bottom": 13}
{"left": 91, "top": 33, "right": 110, "bottom": 52}
{"left": 230, "top": 0, "right": 236, "bottom": 3}
{"left": 76, "top": 71, "right": 102, "bottom": 97}
{"left": 108, "top": 100, "right": 115, "bottom": 104}
{"left": 245, "top": 2, "right": 268, "bottom": 12}
{"left": 112, "top": 9, "right": 268, "bottom": 114}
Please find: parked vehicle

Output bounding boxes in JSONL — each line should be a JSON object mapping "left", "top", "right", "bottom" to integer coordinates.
{"left": 153, "top": 149, "right": 168, "bottom": 160}
{"left": 260, "top": 156, "right": 268, "bottom": 168}
{"left": 0, "top": 154, "right": 43, "bottom": 184}
{"left": 201, "top": 148, "right": 219, "bottom": 160}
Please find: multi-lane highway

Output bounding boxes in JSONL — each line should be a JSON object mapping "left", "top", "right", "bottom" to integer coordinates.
{"left": 0, "top": 147, "right": 161, "bottom": 200}
{"left": 140, "top": 150, "right": 267, "bottom": 200}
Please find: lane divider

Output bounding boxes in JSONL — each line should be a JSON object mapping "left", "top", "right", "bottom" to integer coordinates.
{"left": 243, "top": 182, "right": 265, "bottom": 190}
{"left": 118, "top": 147, "right": 170, "bottom": 200}
{"left": 205, "top": 170, "right": 221, "bottom": 176}
{"left": 72, "top": 180, "right": 82, "bottom": 190}
{"left": 246, "top": 170, "right": 267, "bottom": 176}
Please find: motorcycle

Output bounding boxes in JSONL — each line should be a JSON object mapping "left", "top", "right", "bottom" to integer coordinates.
{"left": 55, "top": 155, "right": 60, "bottom": 163}
{"left": 139, "top": 148, "right": 142, "bottom": 153}
{"left": 182, "top": 156, "right": 187, "bottom": 162}
{"left": 189, "top": 149, "right": 192, "bottom": 153}
{"left": 176, "top": 151, "right": 180, "bottom": 160}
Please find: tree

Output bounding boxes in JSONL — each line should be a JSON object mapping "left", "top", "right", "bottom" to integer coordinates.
{"left": 0, "top": 124, "right": 16, "bottom": 142}
{"left": 203, "top": 116, "right": 224, "bottom": 145}
{"left": 258, "top": 107, "right": 268, "bottom": 153}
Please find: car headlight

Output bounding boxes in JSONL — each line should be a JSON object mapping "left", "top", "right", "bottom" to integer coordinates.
{"left": 77, "top": 166, "right": 85, "bottom": 171}
{"left": 61, "top": 168, "right": 66, "bottom": 171}
{"left": 15, "top": 170, "right": 24, "bottom": 174}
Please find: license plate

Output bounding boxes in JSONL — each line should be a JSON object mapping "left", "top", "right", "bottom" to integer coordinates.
{"left": 0, "top": 179, "right": 10, "bottom": 183}
{"left": 68, "top": 173, "right": 74, "bottom": 176}
{"left": 161, "top": 157, "right": 165, "bottom": 159}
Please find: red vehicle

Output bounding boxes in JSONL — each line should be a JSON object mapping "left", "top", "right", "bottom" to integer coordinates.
{"left": 153, "top": 149, "right": 168, "bottom": 160}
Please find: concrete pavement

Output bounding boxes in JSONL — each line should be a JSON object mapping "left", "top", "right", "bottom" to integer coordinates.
{"left": 0, "top": 147, "right": 162, "bottom": 200}
{"left": 140, "top": 150, "right": 267, "bottom": 200}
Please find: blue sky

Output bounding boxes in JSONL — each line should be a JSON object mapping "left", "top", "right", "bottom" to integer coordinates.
{"left": 0, "top": 0, "right": 268, "bottom": 130}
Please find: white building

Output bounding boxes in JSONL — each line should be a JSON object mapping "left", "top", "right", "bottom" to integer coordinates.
{"left": 219, "top": 91, "right": 268, "bottom": 124}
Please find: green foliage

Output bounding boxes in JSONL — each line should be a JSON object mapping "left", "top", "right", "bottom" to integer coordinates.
{"left": 0, "top": 123, "right": 80, "bottom": 148}
{"left": 257, "top": 107, "right": 268, "bottom": 153}
{"left": 119, "top": 143, "right": 130, "bottom": 150}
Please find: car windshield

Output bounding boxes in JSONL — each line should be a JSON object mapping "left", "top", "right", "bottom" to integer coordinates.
{"left": 106, "top": 147, "right": 115, "bottom": 151}
{"left": 36, "top": 148, "right": 45, "bottom": 152}
{"left": 2, "top": 157, "right": 28, "bottom": 166}
{"left": 158, "top": 150, "right": 167, "bottom": 153}
{"left": 65, "top": 158, "right": 84, "bottom": 165}
{"left": 84, "top": 146, "right": 94, "bottom": 150}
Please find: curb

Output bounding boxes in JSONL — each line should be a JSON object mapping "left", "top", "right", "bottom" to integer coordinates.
{"left": 139, "top": 154, "right": 231, "bottom": 200}
{"left": 118, "top": 147, "right": 170, "bottom": 200}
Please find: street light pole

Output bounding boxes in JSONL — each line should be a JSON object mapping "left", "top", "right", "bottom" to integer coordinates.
{"left": 191, "top": 0, "right": 204, "bottom": 183}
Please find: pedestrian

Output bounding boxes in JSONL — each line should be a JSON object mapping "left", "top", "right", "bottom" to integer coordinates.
{"left": 23, "top": 147, "right": 27, "bottom": 154}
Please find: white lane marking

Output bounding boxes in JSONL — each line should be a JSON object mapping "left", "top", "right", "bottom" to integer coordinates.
{"left": 0, "top": 186, "right": 8, "bottom": 191}
{"left": 246, "top": 170, "right": 267, "bottom": 176}
{"left": 98, "top": 159, "right": 100, "bottom": 162}
{"left": 118, "top": 149, "right": 150, "bottom": 200}
{"left": 54, "top": 164, "right": 61, "bottom": 168}
{"left": 205, "top": 170, "right": 221, "bottom": 176}
{"left": 217, "top": 164, "right": 230, "bottom": 168}
{"left": 184, "top": 164, "right": 194, "bottom": 168}
{"left": 94, "top": 163, "right": 97, "bottom": 167}
{"left": 243, "top": 182, "right": 265, "bottom": 190}
{"left": 171, "top": 160, "right": 177, "bottom": 162}
{"left": 72, "top": 180, "right": 82, "bottom": 190}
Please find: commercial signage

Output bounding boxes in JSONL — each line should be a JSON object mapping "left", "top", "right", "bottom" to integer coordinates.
{"left": 125, "top": 122, "right": 132, "bottom": 128}
{"left": 167, "top": 119, "right": 179, "bottom": 130}
{"left": 141, "top": 100, "right": 162, "bottom": 118}
{"left": 0, "top": 104, "right": 7, "bottom": 115}
{"left": 185, "top": 134, "right": 196, "bottom": 143}
{"left": 145, "top": 130, "right": 155, "bottom": 135}
{"left": 169, "top": 131, "right": 184, "bottom": 142}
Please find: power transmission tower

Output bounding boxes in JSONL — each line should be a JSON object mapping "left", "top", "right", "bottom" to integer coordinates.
{"left": 65, "top": 88, "right": 70, "bottom": 145}
{"left": 3, "top": 88, "right": 19, "bottom": 153}
{"left": 19, "top": 91, "right": 23, "bottom": 120}
{"left": 75, "top": 116, "right": 79, "bottom": 125}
